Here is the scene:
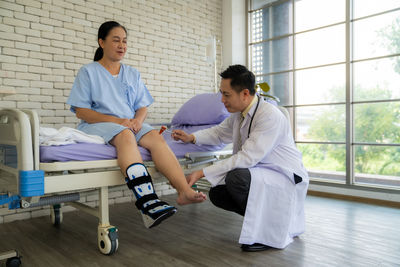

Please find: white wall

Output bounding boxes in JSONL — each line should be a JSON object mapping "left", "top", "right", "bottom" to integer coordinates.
{"left": 222, "top": 0, "right": 246, "bottom": 70}
{"left": 0, "top": 0, "right": 223, "bottom": 127}
{"left": 0, "top": 0, "right": 223, "bottom": 223}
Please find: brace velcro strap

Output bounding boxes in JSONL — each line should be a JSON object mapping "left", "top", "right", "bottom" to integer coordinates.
{"left": 135, "top": 193, "right": 158, "bottom": 210}
{"left": 126, "top": 175, "right": 153, "bottom": 190}
{"left": 142, "top": 201, "right": 171, "bottom": 214}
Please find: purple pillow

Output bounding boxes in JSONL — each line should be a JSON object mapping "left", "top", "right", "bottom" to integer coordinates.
{"left": 171, "top": 93, "right": 229, "bottom": 125}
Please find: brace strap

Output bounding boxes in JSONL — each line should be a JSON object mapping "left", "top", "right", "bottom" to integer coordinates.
{"left": 142, "top": 201, "right": 171, "bottom": 214}
{"left": 135, "top": 193, "right": 159, "bottom": 210}
{"left": 126, "top": 175, "right": 153, "bottom": 191}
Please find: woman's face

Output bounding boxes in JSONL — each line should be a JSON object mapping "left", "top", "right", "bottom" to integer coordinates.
{"left": 99, "top": 26, "right": 127, "bottom": 62}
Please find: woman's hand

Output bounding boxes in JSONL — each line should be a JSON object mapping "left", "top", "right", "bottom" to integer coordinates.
{"left": 120, "top": 118, "right": 132, "bottom": 128}
{"left": 172, "top": 130, "right": 195, "bottom": 143}
{"left": 129, "top": 118, "right": 142, "bottom": 133}
{"left": 186, "top": 170, "right": 204, "bottom": 187}
{"left": 119, "top": 118, "right": 142, "bottom": 133}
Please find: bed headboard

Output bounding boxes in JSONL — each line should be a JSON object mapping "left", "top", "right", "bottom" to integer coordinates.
{"left": 0, "top": 109, "right": 35, "bottom": 172}
{"left": 20, "top": 109, "right": 40, "bottom": 170}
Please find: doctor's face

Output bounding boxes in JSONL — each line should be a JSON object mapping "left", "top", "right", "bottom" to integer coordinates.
{"left": 220, "top": 78, "right": 247, "bottom": 113}
{"left": 99, "top": 26, "right": 127, "bottom": 62}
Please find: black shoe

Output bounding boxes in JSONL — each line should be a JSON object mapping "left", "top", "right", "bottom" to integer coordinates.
{"left": 241, "top": 243, "right": 271, "bottom": 252}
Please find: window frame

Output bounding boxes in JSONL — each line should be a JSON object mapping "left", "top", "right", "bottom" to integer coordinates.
{"left": 248, "top": 0, "right": 400, "bottom": 193}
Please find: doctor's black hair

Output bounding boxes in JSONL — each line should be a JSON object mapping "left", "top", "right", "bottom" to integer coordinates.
{"left": 94, "top": 21, "right": 127, "bottom": 61}
{"left": 219, "top": 65, "right": 256, "bottom": 95}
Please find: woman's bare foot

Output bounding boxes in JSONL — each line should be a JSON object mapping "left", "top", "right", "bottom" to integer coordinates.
{"left": 176, "top": 189, "right": 207, "bottom": 205}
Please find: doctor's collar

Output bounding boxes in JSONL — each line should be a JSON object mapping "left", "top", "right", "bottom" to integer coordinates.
{"left": 241, "top": 95, "right": 258, "bottom": 118}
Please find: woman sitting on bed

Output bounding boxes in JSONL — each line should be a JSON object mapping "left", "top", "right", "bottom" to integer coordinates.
{"left": 67, "top": 21, "right": 206, "bottom": 228}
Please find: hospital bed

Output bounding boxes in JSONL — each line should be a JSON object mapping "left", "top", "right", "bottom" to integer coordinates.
{"left": 0, "top": 106, "right": 232, "bottom": 256}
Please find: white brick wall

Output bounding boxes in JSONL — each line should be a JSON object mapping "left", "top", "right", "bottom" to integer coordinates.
{"left": 0, "top": 0, "right": 222, "bottom": 223}
{"left": 0, "top": 0, "right": 222, "bottom": 126}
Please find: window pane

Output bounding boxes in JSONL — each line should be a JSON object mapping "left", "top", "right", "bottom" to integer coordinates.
{"left": 353, "top": 10, "right": 400, "bottom": 60}
{"left": 353, "top": 0, "right": 400, "bottom": 19}
{"left": 296, "top": 105, "right": 345, "bottom": 142}
{"left": 270, "top": 1, "right": 292, "bottom": 37}
{"left": 251, "top": 0, "right": 277, "bottom": 10}
{"left": 295, "top": 0, "right": 345, "bottom": 32}
{"left": 297, "top": 143, "right": 345, "bottom": 183}
{"left": 251, "top": 1, "right": 292, "bottom": 42}
{"left": 353, "top": 57, "right": 400, "bottom": 101}
{"left": 256, "top": 72, "right": 293, "bottom": 106}
{"left": 354, "top": 145, "right": 400, "bottom": 187}
{"left": 251, "top": 37, "right": 293, "bottom": 75}
{"left": 295, "top": 24, "right": 345, "bottom": 68}
{"left": 252, "top": 9, "right": 264, "bottom": 43}
{"left": 354, "top": 102, "right": 400, "bottom": 144}
{"left": 295, "top": 64, "right": 345, "bottom": 105}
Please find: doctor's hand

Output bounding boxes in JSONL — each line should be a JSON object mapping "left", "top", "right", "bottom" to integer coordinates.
{"left": 172, "top": 130, "right": 195, "bottom": 143}
{"left": 186, "top": 170, "right": 204, "bottom": 187}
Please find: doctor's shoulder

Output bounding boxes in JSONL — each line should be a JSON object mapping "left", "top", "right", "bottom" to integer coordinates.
{"left": 258, "top": 100, "right": 278, "bottom": 116}
{"left": 259, "top": 102, "right": 285, "bottom": 125}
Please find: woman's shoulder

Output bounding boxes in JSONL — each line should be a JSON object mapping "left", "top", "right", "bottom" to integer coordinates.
{"left": 121, "top": 63, "right": 141, "bottom": 78}
{"left": 76, "top": 61, "right": 100, "bottom": 76}
{"left": 80, "top": 61, "right": 99, "bottom": 72}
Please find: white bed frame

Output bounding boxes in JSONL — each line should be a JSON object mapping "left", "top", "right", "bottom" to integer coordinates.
{"left": 0, "top": 108, "right": 231, "bottom": 255}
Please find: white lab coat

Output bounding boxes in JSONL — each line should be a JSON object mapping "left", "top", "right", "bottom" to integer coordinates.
{"left": 193, "top": 98, "right": 309, "bottom": 249}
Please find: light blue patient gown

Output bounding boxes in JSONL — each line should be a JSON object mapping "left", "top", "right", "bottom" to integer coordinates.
{"left": 67, "top": 62, "right": 154, "bottom": 143}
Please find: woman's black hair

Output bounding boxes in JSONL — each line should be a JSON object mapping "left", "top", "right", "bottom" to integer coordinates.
{"left": 94, "top": 21, "right": 127, "bottom": 61}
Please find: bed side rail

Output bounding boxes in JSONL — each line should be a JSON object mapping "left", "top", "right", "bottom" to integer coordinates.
{"left": 184, "top": 149, "right": 232, "bottom": 167}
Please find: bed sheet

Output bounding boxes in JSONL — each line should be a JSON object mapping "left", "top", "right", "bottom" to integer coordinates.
{"left": 40, "top": 124, "right": 225, "bottom": 162}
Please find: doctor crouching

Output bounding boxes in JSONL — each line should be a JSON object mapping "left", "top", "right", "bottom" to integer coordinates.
{"left": 172, "top": 65, "right": 309, "bottom": 252}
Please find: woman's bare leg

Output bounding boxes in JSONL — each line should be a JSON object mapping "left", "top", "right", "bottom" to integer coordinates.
{"left": 111, "top": 129, "right": 177, "bottom": 228}
{"left": 139, "top": 130, "right": 206, "bottom": 205}
{"left": 110, "top": 129, "right": 143, "bottom": 173}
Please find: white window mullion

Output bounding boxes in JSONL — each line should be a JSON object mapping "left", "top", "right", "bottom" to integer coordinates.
{"left": 345, "top": 0, "right": 354, "bottom": 185}
{"left": 292, "top": 0, "right": 296, "bottom": 138}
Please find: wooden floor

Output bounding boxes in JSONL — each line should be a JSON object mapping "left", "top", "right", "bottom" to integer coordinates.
{"left": 0, "top": 194, "right": 399, "bottom": 267}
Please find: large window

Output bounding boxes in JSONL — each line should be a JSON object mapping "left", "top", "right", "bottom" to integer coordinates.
{"left": 249, "top": 0, "right": 400, "bottom": 189}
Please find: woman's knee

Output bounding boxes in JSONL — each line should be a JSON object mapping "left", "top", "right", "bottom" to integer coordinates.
{"left": 112, "top": 129, "right": 136, "bottom": 146}
{"left": 139, "top": 130, "right": 166, "bottom": 149}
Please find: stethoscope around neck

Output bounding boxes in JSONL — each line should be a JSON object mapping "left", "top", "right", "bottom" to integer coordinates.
{"left": 247, "top": 95, "right": 260, "bottom": 138}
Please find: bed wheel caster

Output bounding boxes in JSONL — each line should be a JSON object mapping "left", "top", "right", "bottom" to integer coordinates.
{"left": 98, "top": 225, "right": 119, "bottom": 255}
{"left": 6, "top": 256, "right": 21, "bottom": 267}
{"left": 1, "top": 250, "right": 21, "bottom": 267}
{"left": 50, "top": 204, "right": 63, "bottom": 226}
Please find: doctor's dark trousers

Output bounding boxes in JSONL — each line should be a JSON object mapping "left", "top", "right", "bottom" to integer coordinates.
{"left": 209, "top": 168, "right": 251, "bottom": 216}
